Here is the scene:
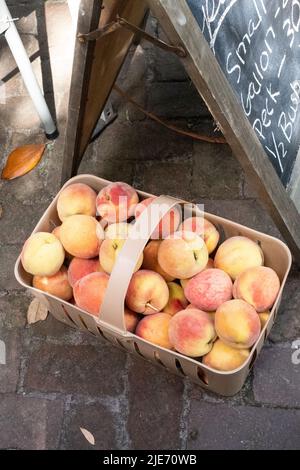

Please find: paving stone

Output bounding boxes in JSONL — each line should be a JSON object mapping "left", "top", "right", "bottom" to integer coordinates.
{"left": 187, "top": 402, "right": 300, "bottom": 450}
{"left": 253, "top": 344, "right": 300, "bottom": 408}
{"left": 84, "top": 119, "right": 193, "bottom": 164}
{"left": 192, "top": 142, "right": 243, "bottom": 200}
{"left": 0, "top": 291, "right": 28, "bottom": 329}
{"left": 269, "top": 269, "right": 300, "bottom": 342}
{"left": 199, "top": 199, "right": 282, "bottom": 240}
{"left": 148, "top": 44, "right": 188, "bottom": 82}
{"left": 127, "top": 355, "right": 184, "bottom": 450}
{"left": 24, "top": 341, "right": 126, "bottom": 397}
{"left": 0, "top": 196, "right": 50, "bottom": 245}
{"left": 134, "top": 159, "right": 193, "bottom": 200}
{"left": 0, "top": 394, "right": 64, "bottom": 450}
{"left": 0, "top": 245, "right": 24, "bottom": 290}
{"left": 0, "top": 329, "right": 21, "bottom": 393}
{"left": 147, "top": 82, "right": 209, "bottom": 118}
{"left": 61, "top": 401, "right": 118, "bottom": 450}
{"left": 26, "top": 312, "right": 98, "bottom": 346}
{"left": 79, "top": 155, "right": 135, "bottom": 186}
{"left": 0, "top": 96, "right": 42, "bottom": 130}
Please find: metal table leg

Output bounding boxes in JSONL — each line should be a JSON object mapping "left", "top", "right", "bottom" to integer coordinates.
{"left": 0, "top": 0, "right": 58, "bottom": 138}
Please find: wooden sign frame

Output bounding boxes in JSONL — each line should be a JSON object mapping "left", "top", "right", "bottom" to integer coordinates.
{"left": 148, "top": 0, "right": 300, "bottom": 262}
{"left": 61, "top": 0, "right": 147, "bottom": 183}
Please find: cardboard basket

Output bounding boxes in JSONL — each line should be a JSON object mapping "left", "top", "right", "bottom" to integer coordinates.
{"left": 14, "top": 174, "right": 292, "bottom": 396}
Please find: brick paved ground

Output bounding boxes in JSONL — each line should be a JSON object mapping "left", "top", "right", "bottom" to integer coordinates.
{"left": 0, "top": 1, "right": 299, "bottom": 450}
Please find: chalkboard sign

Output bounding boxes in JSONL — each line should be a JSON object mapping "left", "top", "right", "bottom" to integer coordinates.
{"left": 187, "top": 0, "right": 300, "bottom": 187}
{"left": 148, "top": 0, "right": 300, "bottom": 261}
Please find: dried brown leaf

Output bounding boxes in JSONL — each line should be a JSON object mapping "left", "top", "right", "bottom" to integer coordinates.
{"left": 1, "top": 143, "right": 46, "bottom": 180}
{"left": 80, "top": 428, "right": 95, "bottom": 446}
{"left": 27, "top": 298, "right": 48, "bottom": 324}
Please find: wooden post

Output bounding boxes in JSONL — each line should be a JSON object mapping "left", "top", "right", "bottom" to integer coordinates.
{"left": 61, "top": 0, "right": 147, "bottom": 184}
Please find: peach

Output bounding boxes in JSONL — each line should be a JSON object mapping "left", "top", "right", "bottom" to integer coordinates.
{"left": 214, "top": 236, "right": 264, "bottom": 280}
{"left": 125, "top": 269, "right": 169, "bottom": 315}
{"left": 52, "top": 225, "right": 72, "bottom": 260}
{"left": 186, "top": 303, "right": 215, "bottom": 321}
{"left": 233, "top": 266, "right": 280, "bottom": 312}
{"left": 68, "top": 257, "right": 104, "bottom": 287}
{"left": 142, "top": 241, "right": 174, "bottom": 282}
{"left": 124, "top": 307, "right": 140, "bottom": 333}
{"left": 21, "top": 232, "right": 65, "bottom": 276}
{"left": 33, "top": 265, "right": 72, "bottom": 301}
{"left": 259, "top": 311, "right": 270, "bottom": 328}
{"left": 105, "top": 222, "right": 132, "bottom": 239}
{"left": 136, "top": 312, "right": 172, "bottom": 349}
{"left": 73, "top": 272, "right": 109, "bottom": 316}
{"left": 60, "top": 215, "right": 103, "bottom": 259}
{"left": 169, "top": 309, "right": 216, "bottom": 357}
{"left": 135, "top": 196, "right": 181, "bottom": 239}
{"left": 215, "top": 299, "right": 261, "bottom": 349}
{"left": 203, "top": 339, "right": 250, "bottom": 371}
{"left": 100, "top": 238, "right": 143, "bottom": 274}
{"left": 163, "top": 282, "right": 188, "bottom": 316}
{"left": 179, "top": 217, "right": 219, "bottom": 253}
{"left": 96, "top": 182, "right": 139, "bottom": 223}
{"left": 184, "top": 268, "right": 232, "bottom": 312}
{"left": 57, "top": 183, "right": 97, "bottom": 222}
{"left": 180, "top": 258, "right": 214, "bottom": 290}
{"left": 158, "top": 231, "right": 209, "bottom": 279}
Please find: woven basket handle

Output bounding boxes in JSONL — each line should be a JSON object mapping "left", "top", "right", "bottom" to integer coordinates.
{"left": 98, "top": 195, "right": 182, "bottom": 334}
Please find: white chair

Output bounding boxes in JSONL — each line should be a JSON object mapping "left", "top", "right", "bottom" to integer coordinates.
{"left": 0, "top": 0, "right": 57, "bottom": 138}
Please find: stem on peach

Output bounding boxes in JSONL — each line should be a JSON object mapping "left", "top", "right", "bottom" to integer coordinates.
{"left": 145, "top": 302, "right": 159, "bottom": 313}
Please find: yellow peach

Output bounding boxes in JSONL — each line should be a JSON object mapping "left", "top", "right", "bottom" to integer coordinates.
{"left": 179, "top": 217, "right": 219, "bottom": 253}
{"left": 214, "top": 236, "right": 264, "bottom": 280}
{"left": 60, "top": 215, "right": 103, "bottom": 259}
{"left": 233, "top": 266, "right": 280, "bottom": 312}
{"left": 57, "top": 183, "right": 97, "bottom": 221}
{"left": 215, "top": 299, "right": 261, "bottom": 349}
{"left": 169, "top": 309, "right": 216, "bottom": 357}
{"left": 158, "top": 231, "right": 209, "bottom": 279}
{"left": 33, "top": 265, "right": 72, "bottom": 301}
{"left": 136, "top": 312, "right": 172, "bottom": 349}
{"left": 21, "top": 232, "right": 65, "bottom": 276}
{"left": 143, "top": 241, "right": 174, "bottom": 282}
{"left": 203, "top": 339, "right": 250, "bottom": 371}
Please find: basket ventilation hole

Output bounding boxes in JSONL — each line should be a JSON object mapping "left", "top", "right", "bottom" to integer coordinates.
{"left": 249, "top": 349, "right": 258, "bottom": 370}
{"left": 78, "top": 315, "right": 88, "bottom": 330}
{"left": 264, "top": 328, "right": 268, "bottom": 341}
{"left": 175, "top": 359, "right": 186, "bottom": 376}
{"left": 197, "top": 366, "right": 209, "bottom": 385}
{"left": 97, "top": 327, "right": 105, "bottom": 338}
{"left": 116, "top": 339, "right": 126, "bottom": 350}
{"left": 256, "top": 239, "right": 262, "bottom": 247}
{"left": 61, "top": 305, "right": 77, "bottom": 326}
{"left": 154, "top": 351, "right": 166, "bottom": 368}
{"left": 133, "top": 342, "right": 144, "bottom": 357}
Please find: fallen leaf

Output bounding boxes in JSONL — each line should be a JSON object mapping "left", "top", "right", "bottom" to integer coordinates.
{"left": 80, "top": 428, "right": 95, "bottom": 446}
{"left": 27, "top": 298, "right": 48, "bottom": 324}
{"left": 1, "top": 143, "right": 46, "bottom": 180}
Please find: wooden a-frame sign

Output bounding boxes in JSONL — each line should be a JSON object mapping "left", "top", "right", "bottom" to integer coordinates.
{"left": 62, "top": 0, "right": 300, "bottom": 262}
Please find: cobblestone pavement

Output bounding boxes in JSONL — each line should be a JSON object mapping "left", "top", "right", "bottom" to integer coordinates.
{"left": 0, "top": 1, "right": 299, "bottom": 450}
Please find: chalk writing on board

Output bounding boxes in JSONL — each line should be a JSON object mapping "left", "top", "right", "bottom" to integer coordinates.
{"left": 187, "top": 0, "right": 300, "bottom": 186}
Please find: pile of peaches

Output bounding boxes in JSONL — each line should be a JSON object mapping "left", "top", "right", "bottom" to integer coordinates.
{"left": 21, "top": 181, "right": 281, "bottom": 372}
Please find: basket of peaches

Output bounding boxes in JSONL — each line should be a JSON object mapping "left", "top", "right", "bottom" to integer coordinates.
{"left": 18, "top": 179, "right": 291, "bottom": 378}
